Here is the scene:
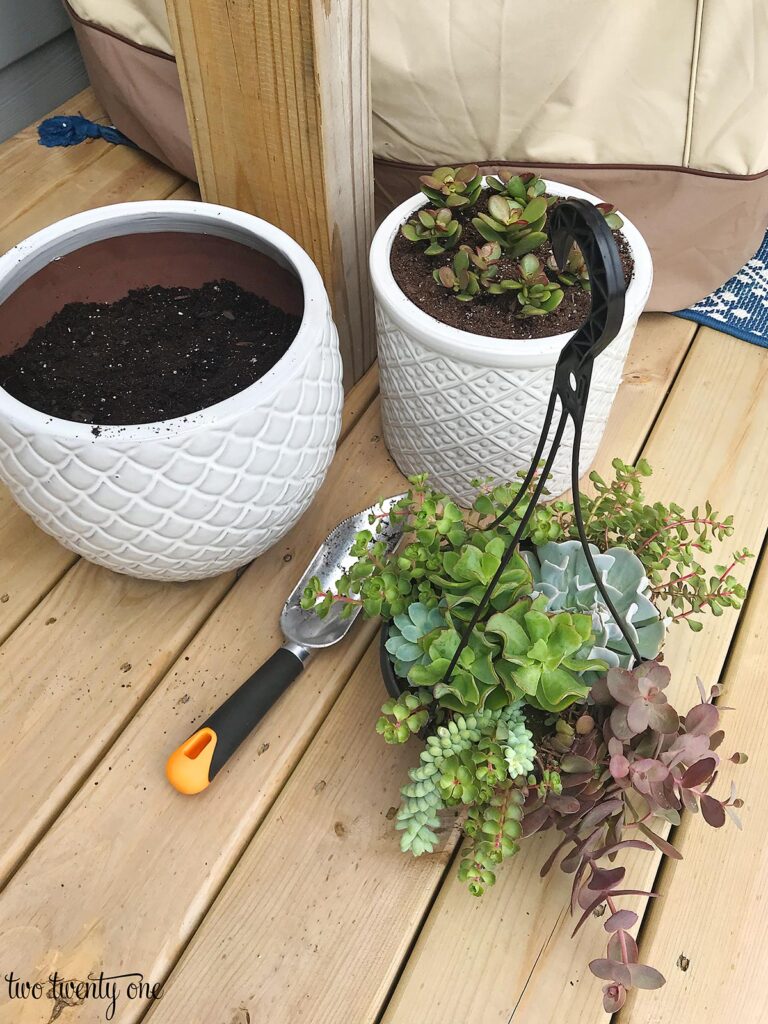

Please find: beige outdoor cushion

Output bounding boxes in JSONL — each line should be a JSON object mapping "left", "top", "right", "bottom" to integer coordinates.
{"left": 370, "top": 0, "right": 768, "bottom": 176}
{"left": 66, "top": 0, "right": 768, "bottom": 310}
{"left": 67, "top": 0, "right": 172, "bottom": 55}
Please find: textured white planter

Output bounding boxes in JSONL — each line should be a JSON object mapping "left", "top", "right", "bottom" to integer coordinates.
{"left": 0, "top": 202, "right": 343, "bottom": 581}
{"left": 371, "top": 180, "right": 652, "bottom": 503}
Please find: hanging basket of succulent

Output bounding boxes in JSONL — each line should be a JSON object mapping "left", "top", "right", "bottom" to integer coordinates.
{"left": 304, "top": 202, "right": 750, "bottom": 1013}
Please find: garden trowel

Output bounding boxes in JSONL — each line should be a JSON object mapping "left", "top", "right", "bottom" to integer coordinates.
{"left": 166, "top": 494, "right": 405, "bottom": 794}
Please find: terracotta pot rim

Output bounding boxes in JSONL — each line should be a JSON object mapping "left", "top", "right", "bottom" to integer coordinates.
{"left": 369, "top": 178, "right": 653, "bottom": 369}
{"left": 0, "top": 201, "right": 330, "bottom": 443}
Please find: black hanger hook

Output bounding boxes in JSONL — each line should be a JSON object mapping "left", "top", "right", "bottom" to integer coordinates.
{"left": 440, "top": 194, "right": 642, "bottom": 689}
{"left": 549, "top": 198, "right": 626, "bottom": 368}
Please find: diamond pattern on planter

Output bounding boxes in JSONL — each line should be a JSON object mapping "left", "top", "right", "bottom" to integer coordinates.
{"left": 376, "top": 303, "right": 633, "bottom": 504}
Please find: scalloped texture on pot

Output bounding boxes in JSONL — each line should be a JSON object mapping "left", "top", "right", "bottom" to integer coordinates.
{"left": 370, "top": 180, "right": 653, "bottom": 504}
{"left": 0, "top": 202, "right": 344, "bottom": 580}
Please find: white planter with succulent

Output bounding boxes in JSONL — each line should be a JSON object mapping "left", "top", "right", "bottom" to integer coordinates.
{"left": 370, "top": 171, "right": 652, "bottom": 503}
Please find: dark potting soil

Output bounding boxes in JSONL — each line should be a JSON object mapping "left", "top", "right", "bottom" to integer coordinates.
{"left": 389, "top": 196, "right": 635, "bottom": 340}
{"left": 0, "top": 280, "right": 300, "bottom": 427}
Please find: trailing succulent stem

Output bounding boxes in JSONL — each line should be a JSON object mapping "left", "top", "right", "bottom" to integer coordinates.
{"left": 395, "top": 705, "right": 535, "bottom": 859}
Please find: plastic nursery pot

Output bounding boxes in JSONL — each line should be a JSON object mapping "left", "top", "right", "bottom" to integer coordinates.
{"left": 0, "top": 201, "right": 343, "bottom": 581}
{"left": 369, "top": 179, "right": 653, "bottom": 504}
{"left": 379, "top": 622, "right": 406, "bottom": 699}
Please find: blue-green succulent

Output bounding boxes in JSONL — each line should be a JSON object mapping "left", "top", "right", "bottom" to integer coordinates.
{"left": 524, "top": 541, "right": 665, "bottom": 672}
{"left": 385, "top": 602, "right": 446, "bottom": 680}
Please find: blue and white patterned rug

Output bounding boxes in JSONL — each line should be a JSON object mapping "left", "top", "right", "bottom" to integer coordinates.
{"left": 675, "top": 230, "right": 768, "bottom": 348}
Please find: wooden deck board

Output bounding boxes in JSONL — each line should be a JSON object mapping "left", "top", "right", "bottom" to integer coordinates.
{"left": 0, "top": 404, "right": 402, "bottom": 1024}
{"left": 621, "top": 547, "right": 768, "bottom": 1023}
{"left": 383, "top": 327, "right": 768, "bottom": 1024}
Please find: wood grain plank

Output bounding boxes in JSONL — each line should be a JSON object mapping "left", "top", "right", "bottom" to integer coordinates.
{"left": 0, "top": 367, "right": 376, "bottom": 882}
{"left": 167, "top": 0, "right": 375, "bottom": 385}
{"left": 621, "top": 548, "right": 768, "bottom": 1023}
{"left": 0, "top": 565, "right": 234, "bottom": 885}
{"left": 167, "top": 180, "right": 201, "bottom": 202}
{"left": 0, "top": 88, "right": 184, "bottom": 252}
{"left": 0, "top": 404, "right": 404, "bottom": 1024}
{"left": 114, "top": 316, "right": 694, "bottom": 1023}
{"left": 144, "top": 640, "right": 451, "bottom": 1024}
{"left": 383, "top": 327, "right": 768, "bottom": 1024}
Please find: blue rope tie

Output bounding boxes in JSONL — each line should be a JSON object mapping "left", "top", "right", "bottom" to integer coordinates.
{"left": 37, "top": 114, "right": 135, "bottom": 149}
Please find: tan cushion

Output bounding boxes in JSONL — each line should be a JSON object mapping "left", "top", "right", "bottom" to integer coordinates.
{"left": 370, "top": 0, "right": 767, "bottom": 176}
{"left": 68, "top": 0, "right": 172, "bottom": 55}
{"left": 70, "top": 0, "right": 768, "bottom": 175}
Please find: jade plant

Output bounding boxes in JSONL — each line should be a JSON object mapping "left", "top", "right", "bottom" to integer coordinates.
{"left": 303, "top": 461, "right": 750, "bottom": 1013}
{"left": 401, "top": 207, "right": 462, "bottom": 255}
{"left": 400, "top": 164, "right": 626, "bottom": 320}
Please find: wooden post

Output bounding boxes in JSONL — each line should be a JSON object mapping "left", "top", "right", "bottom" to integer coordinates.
{"left": 166, "top": 0, "right": 374, "bottom": 386}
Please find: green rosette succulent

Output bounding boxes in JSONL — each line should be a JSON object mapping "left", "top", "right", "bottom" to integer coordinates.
{"left": 401, "top": 207, "right": 462, "bottom": 255}
{"left": 486, "top": 170, "right": 552, "bottom": 205}
{"left": 409, "top": 592, "right": 605, "bottom": 714}
{"left": 524, "top": 541, "right": 665, "bottom": 673}
{"left": 486, "top": 253, "right": 564, "bottom": 316}
{"left": 418, "top": 164, "right": 483, "bottom": 209}
{"left": 385, "top": 602, "right": 446, "bottom": 680}
{"left": 428, "top": 534, "right": 533, "bottom": 617}
{"left": 484, "top": 595, "right": 607, "bottom": 712}
{"left": 472, "top": 194, "right": 549, "bottom": 259}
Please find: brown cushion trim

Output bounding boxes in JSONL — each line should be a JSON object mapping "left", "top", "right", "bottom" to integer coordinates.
{"left": 64, "top": 0, "right": 174, "bottom": 62}
{"left": 380, "top": 156, "right": 768, "bottom": 183}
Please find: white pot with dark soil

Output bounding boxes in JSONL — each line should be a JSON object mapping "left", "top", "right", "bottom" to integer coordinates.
{"left": 0, "top": 201, "right": 343, "bottom": 581}
{"left": 370, "top": 173, "right": 652, "bottom": 502}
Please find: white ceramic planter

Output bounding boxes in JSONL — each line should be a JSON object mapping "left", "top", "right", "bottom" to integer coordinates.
{"left": 0, "top": 202, "right": 343, "bottom": 581}
{"left": 370, "top": 180, "right": 652, "bottom": 503}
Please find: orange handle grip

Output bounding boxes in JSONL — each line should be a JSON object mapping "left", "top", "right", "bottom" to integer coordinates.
{"left": 166, "top": 728, "right": 218, "bottom": 795}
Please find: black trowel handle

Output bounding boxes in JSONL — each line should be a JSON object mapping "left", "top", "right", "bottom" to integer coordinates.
{"left": 166, "top": 647, "right": 306, "bottom": 794}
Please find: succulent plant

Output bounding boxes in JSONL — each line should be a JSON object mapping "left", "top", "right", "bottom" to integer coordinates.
{"left": 429, "top": 534, "right": 533, "bottom": 616}
{"left": 385, "top": 601, "right": 446, "bottom": 680}
{"left": 467, "top": 241, "right": 503, "bottom": 280}
{"left": 486, "top": 170, "right": 554, "bottom": 207}
{"left": 484, "top": 594, "right": 607, "bottom": 712}
{"left": 401, "top": 207, "right": 462, "bottom": 255}
{"left": 395, "top": 710, "right": 494, "bottom": 855}
{"left": 487, "top": 253, "right": 565, "bottom": 316}
{"left": 547, "top": 242, "right": 590, "bottom": 291}
{"left": 459, "top": 784, "right": 525, "bottom": 894}
{"left": 395, "top": 703, "right": 534, "bottom": 859}
{"left": 433, "top": 247, "right": 481, "bottom": 301}
{"left": 523, "top": 665, "right": 746, "bottom": 1009}
{"left": 376, "top": 688, "right": 433, "bottom": 744}
{"left": 596, "top": 202, "right": 624, "bottom": 230}
{"left": 524, "top": 540, "right": 666, "bottom": 672}
{"left": 472, "top": 193, "right": 548, "bottom": 258}
{"left": 419, "top": 164, "right": 484, "bottom": 209}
